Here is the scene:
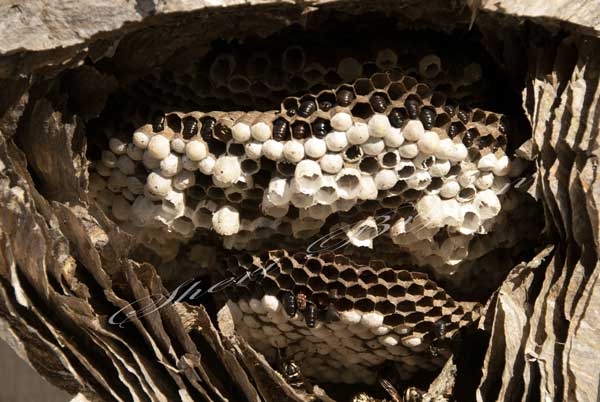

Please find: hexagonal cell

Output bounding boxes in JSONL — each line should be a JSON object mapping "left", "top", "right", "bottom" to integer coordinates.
{"left": 355, "top": 298, "right": 375, "bottom": 312}
{"left": 358, "top": 268, "right": 378, "bottom": 286}
{"left": 322, "top": 264, "right": 340, "bottom": 280}
{"left": 407, "top": 284, "right": 425, "bottom": 297}
{"left": 335, "top": 85, "right": 356, "bottom": 107}
{"left": 402, "top": 188, "right": 423, "bottom": 201}
{"left": 375, "top": 300, "right": 395, "bottom": 315}
{"left": 207, "top": 186, "right": 225, "bottom": 199}
{"left": 396, "top": 271, "right": 413, "bottom": 283}
{"left": 339, "top": 266, "right": 358, "bottom": 282}
{"left": 377, "top": 269, "right": 396, "bottom": 284}
{"left": 419, "top": 106, "right": 437, "bottom": 130}
{"left": 404, "top": 95, "right": 422, "bottom": 119}
{"left": 166, "top": 113, "right": 182, "bottom": 133}
{"left": 383, "top": 313, "right": 404, "bottom": 327}
{"left": 428, "top": 307, "right": 443, "bottom": 318}
{"left": 411, "top": 272, "right": 429, "bottom": 281}
{"left": 305, "top": 257, "right": 323, "bottom": 274}
{"left": 457, "top": 106, "right": 472, "bottom": 123}
{"left": 359, "top": 157, "right": 379, "bottom": 174}
{"left": 397, "top": 164, "right": 415, "bottom": 179}
{"left": 290, "top": 121, "right": 309, "bottom": 140}
{"left": 415, "top": 83, "right": 433, "bottom": 100}
{"left": 322, "top": 69, "right": 341, "bottom": 86}
{"left": 272, "top": 117, "right": 291, "bottom": 141}
{"left": 405, "top": 312, "right": 425, "bottom": 325}
{"left": 448, "top": 121, "right": 466, "bottom": 138}
{"left": 369, "top": 92, "right": 390, "bottom": 113}
{"left": 351, "top": 102, "right": 374, "bottom": 119}
{"left": 344, "top": 145, "right": 363, "bottom": 163}
{"left": 387, "top": 107, "right": 407, "bottom": 128}
{"left": 262, "top": 277, "right": 280, "bottom": 293}
{"left": 311, "top": 117, "right": 330, "bottom": 138}
{"left": 317, "top": 91, "right": 336, "bottom": 112}
{"left": 397, "top": 300, "right": 416, "bottom": 313}
{"left": 353, "top": 78, "right": 374, "bottom": 96}
{"left": 476, "top": 134, "right": 495, "bottom": 149}
{"left": 347, "top": 284, "right": 367, "bottom": 299}
{"left": 369, "top": 284, "right": 388, "bottom": 298}
{"left": 389, "top": 284, "right": 406, "bottom": 298}
{"left": 307, "top": 276, "right": 327, "bottom": 292}
{"left": 334, "top": 297, "right": 354, "bottom": 312}
{"left": 370, "top": 72, "right": 391, "bottom": 89}
{"left": 291, "top": 267, "right": 309, "bottom": 283}
{"left": 434, "top": 112, "right": 451, "bottom": 128}
{"left": 282, "top": 97, "right": 299, "bottom": 117}
{"left": 472, "top": 109, "right": 486, "bottom": 123}
{"left": 333, "top": 254, "right": 350, "bottom": 266}
{"left": 328, "top": 282, "right": 346, "bottom": 298}
{"left": 414, "top": 321, "right": 435, "bottom": 335}
{"left": 298, "top": 96, "right": 318, "bottom": 118}
{"left": 429, "top": 90, "right": 446, "bottom": 107}
{"left": 381, "top": 195, "right": 402, "bottom": 208}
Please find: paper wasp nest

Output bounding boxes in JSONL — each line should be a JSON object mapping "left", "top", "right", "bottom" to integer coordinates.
{"left": 2, "top": 2, "right": 599, "bottom": 402}
{"left": 89, "top": 46, "right": 537, "bottom": 384}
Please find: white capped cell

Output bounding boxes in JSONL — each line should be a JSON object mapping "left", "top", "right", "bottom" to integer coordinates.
{"left": 133, "top": 131, "right": 150, "bottom": 149}
{"left": 250, "top": 121, "right": 271, "bottom": 142}
{"left": 340, "top": 310, "right": 362, "bottom": 324}
{"left": 358, "top": 176, "right": 378, "bottom": 200}
{"left": 185, "top": 140, "right": 208, "bottom": 161}
{"left": 493, "top": 154, "right": 510, "bottom": 176}
{"left": 146, "top": 172, "right": 172, "bottom": 198}
{"left": 475, "top": 172, "right": 494, "bottom": 190}
{"left": 361, "top": 137, "right": 385, "bottom": 156}
{"left": 212, "top": 205, "right": 240, "bottom": 236}
{"left": 403, "top": 120, "right": 425, "bottom": 141}
{"left": 325, "top": 131, "right": 348, "bottom": 152}
{"left": 478, "top": 153, "right": 497, "bottom": 171}
{"left": 319, "top": 153, "right": 343, "bottom": 174}
{"left": 417, "top": 130, "right": 440, "bottom": 155}
{"left": 304, "top": 137, "right": 327, "bottom": 159}
{"left": 170, "top": 137, "right": 186, "bottom": 154}
{"left": 213, "top": 156, "right": 241, "bottom": 185}
{"left": 198, "top": 155, "right": 216, "bottom": 175}
{"left": 346, "top": 123, "right": 369, "bottom": 145}
{"left": 430, "top": 159, "right": 451, "bottom": 177}
{"left": 384, "top": 127, "right": 404, "bottom": 148}
{"left": 262, "top": 139, "right": 284, "bottom": 161}
{"left": 231, "top": 122, "right": 252, "bottom": 142}
{"left": 244, "top": 141, "right": 262, "bottom": 159}
{"left": 398, "top": 143, "right": 419, "bottom": 159}
{"left": 374, "top": 169, "right": 398, "bottom": 190}
{"left": 368, "top": 114, "right": 391, "bottom": 138}
{"left": 283, "top": 141, "right": 305, "bottom": 163}
{"left": 147, "top": 134, "right": 170, "bottom": 160}
{"left": 330, "top": 112, "right": 353, "bottom": 132}
{"left": 440, "top": 180, "right": 460, "bottom": 199}
{"left": 159, "top": 153, "right": 182, "bottom": 177}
